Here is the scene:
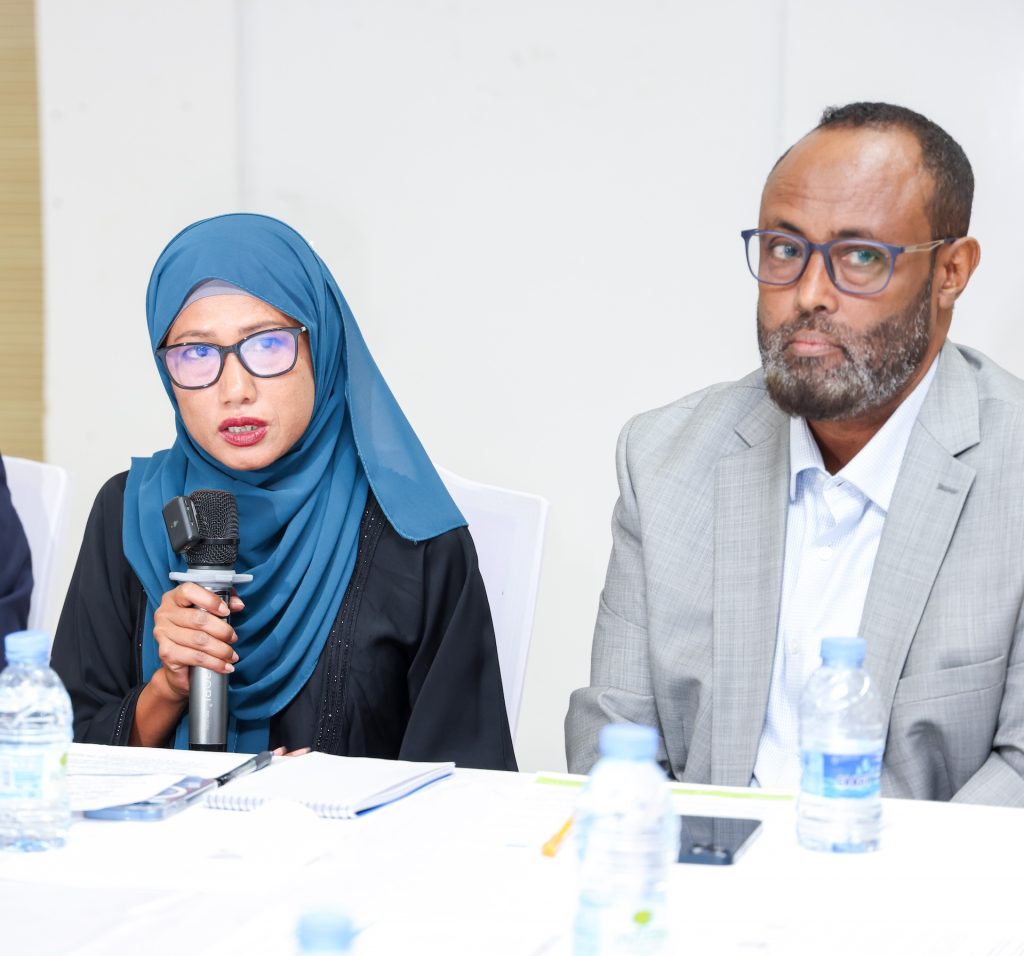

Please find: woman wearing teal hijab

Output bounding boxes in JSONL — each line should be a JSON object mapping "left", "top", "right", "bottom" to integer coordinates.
{"left": 51, "top": 213, "right": 516, "bottom": 770}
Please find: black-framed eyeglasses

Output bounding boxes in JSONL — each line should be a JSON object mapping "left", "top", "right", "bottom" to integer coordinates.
{"left": 741, "top": 229, "right": 957, "bottom": 296}
{"left": 156, "top": 326, "right": 308, "bottom": 389}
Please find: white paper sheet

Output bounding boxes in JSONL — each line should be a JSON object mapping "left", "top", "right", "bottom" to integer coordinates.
{"left": 69, "top": 772, "right": 185, "bottom": 811}
{"left": 68, "top": 741, "right": 250, "bottom": 777}
{"left": 67, "top": 742, "right": 255, "bottom": 812}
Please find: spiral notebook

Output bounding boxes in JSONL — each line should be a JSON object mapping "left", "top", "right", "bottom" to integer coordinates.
{"left": 205, "top": 751, "right": 455, "bottom": 819}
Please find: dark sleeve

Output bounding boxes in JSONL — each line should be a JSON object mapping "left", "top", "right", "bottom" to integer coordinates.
{"left": 398, "top": 526, "right": 518, "bottom": 772}
{"left": 49, "top": 472, "right": 146, "bottom": 745}
{"left": 0, "top": 456, "right": 33, "bottom": 665}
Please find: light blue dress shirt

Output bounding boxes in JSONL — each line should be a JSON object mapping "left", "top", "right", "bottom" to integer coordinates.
{"left": 752, "top": 359, "right": 939, "bottom": 789}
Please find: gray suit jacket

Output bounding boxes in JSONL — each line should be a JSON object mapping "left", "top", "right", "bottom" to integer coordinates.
{"left": 566, "top": 343, "right": 1024, "bottom": 806}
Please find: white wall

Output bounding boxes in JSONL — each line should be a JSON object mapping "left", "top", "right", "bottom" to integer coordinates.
{"left": 35, "top": 0, "right": 1024, "bottom": 772}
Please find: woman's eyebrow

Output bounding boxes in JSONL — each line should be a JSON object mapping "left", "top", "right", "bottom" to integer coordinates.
{"left": 168, "top": 327, "right": 213, "bottom": 345}
{"left": 237, "top": 320, "right": 288, "bottom": 336}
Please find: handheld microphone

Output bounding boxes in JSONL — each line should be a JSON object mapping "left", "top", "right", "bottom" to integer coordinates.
{"left": 162, "top": 490, "right": 253, "bottom": 752}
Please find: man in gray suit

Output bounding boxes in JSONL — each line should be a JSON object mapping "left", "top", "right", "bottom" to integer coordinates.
{"left": 566, "top": 102, "right": 1024, "bottom": 806}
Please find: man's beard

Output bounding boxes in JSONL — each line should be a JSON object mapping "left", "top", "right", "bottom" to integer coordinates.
{"left": 757, "top": 275, "right": 933, "bottom": 421}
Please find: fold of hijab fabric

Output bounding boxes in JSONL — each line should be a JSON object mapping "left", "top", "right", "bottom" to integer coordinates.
{"left": 123, "top": 213, "right": 465, "bottom": 752}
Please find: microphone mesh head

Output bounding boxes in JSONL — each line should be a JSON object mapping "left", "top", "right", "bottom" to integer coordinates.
{"left": 187, "top": 489, "right": 238, "bottom": 568}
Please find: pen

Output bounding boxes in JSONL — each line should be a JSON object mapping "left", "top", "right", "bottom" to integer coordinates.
{"left": 215, "top": 750, "right": 274, "bottom": 787}
{"left": 542, "top": 815, "right": 574, "bottom": 857}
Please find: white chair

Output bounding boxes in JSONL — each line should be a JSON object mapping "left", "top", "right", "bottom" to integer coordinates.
{"left": 3, "top": 456, "right": 71, "bottom": 632}
{"left": 436, "top": 466, "right": 548, "bottom": 737}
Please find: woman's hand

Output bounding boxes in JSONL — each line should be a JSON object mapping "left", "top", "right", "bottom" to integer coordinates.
{"left": 130, "top": 584, "right": 244, "bottom": 747}
{"left": 151, "top": 582, "right": 244, "bottom": 701}
{"left": 272, "top": 746, "right": 312, "bottom": 758}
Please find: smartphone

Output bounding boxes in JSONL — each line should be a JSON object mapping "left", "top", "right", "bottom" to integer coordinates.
{"left": 83, "top": 775, "right": 216, "bottom": 821}
{"left": 676, "top": 814, "right": 762, "bottom": 865}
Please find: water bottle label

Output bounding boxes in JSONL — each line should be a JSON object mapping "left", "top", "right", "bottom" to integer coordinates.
{"left": 575, "top": 893, "right": 668, "bottom": 955}
{"left": 801, "top": 750, "right": 882, "bottom": 799}
{"left": 0, "top": 746, "right": 67, "bottom": 801}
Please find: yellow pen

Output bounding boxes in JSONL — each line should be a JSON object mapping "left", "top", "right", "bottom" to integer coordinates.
{"left": 542, "top": 815, "right": 574, "bottom": 857}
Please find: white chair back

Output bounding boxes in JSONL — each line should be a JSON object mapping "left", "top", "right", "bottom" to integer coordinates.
{"left": 3, "top": 456, "right": 71, "bottom": 632}
{"left": 436, "top": 467, "right": 548, "bottom": 737}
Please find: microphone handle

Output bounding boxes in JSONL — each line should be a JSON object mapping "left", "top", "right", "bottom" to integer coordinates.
{"left": 188, "top": 581, "right": 232, "bottom": 752}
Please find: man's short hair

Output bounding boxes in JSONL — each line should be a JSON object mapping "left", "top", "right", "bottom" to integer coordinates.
{"left": 815, "top": 102, "right": 974, "bottom": 239}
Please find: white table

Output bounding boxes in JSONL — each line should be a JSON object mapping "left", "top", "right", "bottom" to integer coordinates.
{"left": 2, "top": 752, "right": 1023, "bottom": 956}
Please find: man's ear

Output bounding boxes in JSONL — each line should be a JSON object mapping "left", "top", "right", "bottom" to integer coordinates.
{"left": 936, "top": 237, "right": 981, "bottom": 311}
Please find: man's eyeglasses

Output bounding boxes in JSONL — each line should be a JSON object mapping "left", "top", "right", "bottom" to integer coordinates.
{"left": 156, "top": 326, "right": 308, "bottom": 389}
{"left": 741, "top": 229, "right": 957, "bottom": 296}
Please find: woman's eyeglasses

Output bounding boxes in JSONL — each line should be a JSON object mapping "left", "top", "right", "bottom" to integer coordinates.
{"left": 156, "top": 326, "right": 308, "bottom": 389}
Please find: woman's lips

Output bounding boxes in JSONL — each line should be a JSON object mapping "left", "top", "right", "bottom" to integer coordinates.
{"left": 220, "top": 417, "right": 268, "bottom": 447}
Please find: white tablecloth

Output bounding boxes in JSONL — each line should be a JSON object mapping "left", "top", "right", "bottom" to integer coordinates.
{"left": 2, "top": 754, "right": 1023, "bottom": 956}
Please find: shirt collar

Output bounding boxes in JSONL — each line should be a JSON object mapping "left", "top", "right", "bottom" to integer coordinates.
{"left": 788, "top": 357, "right": 939, "bottom": 512}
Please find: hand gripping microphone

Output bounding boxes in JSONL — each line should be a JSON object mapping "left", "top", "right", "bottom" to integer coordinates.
{"left": 162, "top": 490, "right": 253, "bottom": 752}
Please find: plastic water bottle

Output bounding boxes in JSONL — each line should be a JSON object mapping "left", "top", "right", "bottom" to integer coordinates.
{"left": 573, "top": 723, "right": 680, "bottom": 956}
{"left": 797, "top": 636, "right": 884, "bottom": 853}
{"left": 0, "top": 630, "right": 73, "bottom": 851}
{"left": 295, "top": 910, "right": 356, "bottom": 954}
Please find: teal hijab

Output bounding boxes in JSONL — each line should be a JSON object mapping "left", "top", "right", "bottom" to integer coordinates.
{"left": 123, "top": 213, "right": 465, "bottom": 752}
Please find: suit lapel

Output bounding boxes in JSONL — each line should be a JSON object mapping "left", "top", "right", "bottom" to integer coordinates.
{"left": 712, "top": 396, "right": 789, "bottom": 786}
{"left": 860, "top": 345, "right": 979, "bottom": 726}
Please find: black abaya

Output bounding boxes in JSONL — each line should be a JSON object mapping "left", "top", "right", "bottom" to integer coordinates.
{"left": 50, "top": 473, "right": 517, "bottom": 771}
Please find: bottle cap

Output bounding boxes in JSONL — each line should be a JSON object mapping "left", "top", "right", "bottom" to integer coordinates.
{"left": 296, "top": 910, "right": 356, "bottom": 952}
{"left": 820, "top": 636, "right": 866, "bottom": 668}
{"left": 4, "top": 630, "right": 50, "bottom": 664}
{"left": 599, "top": 723, "right": 658, "bottom": 760}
